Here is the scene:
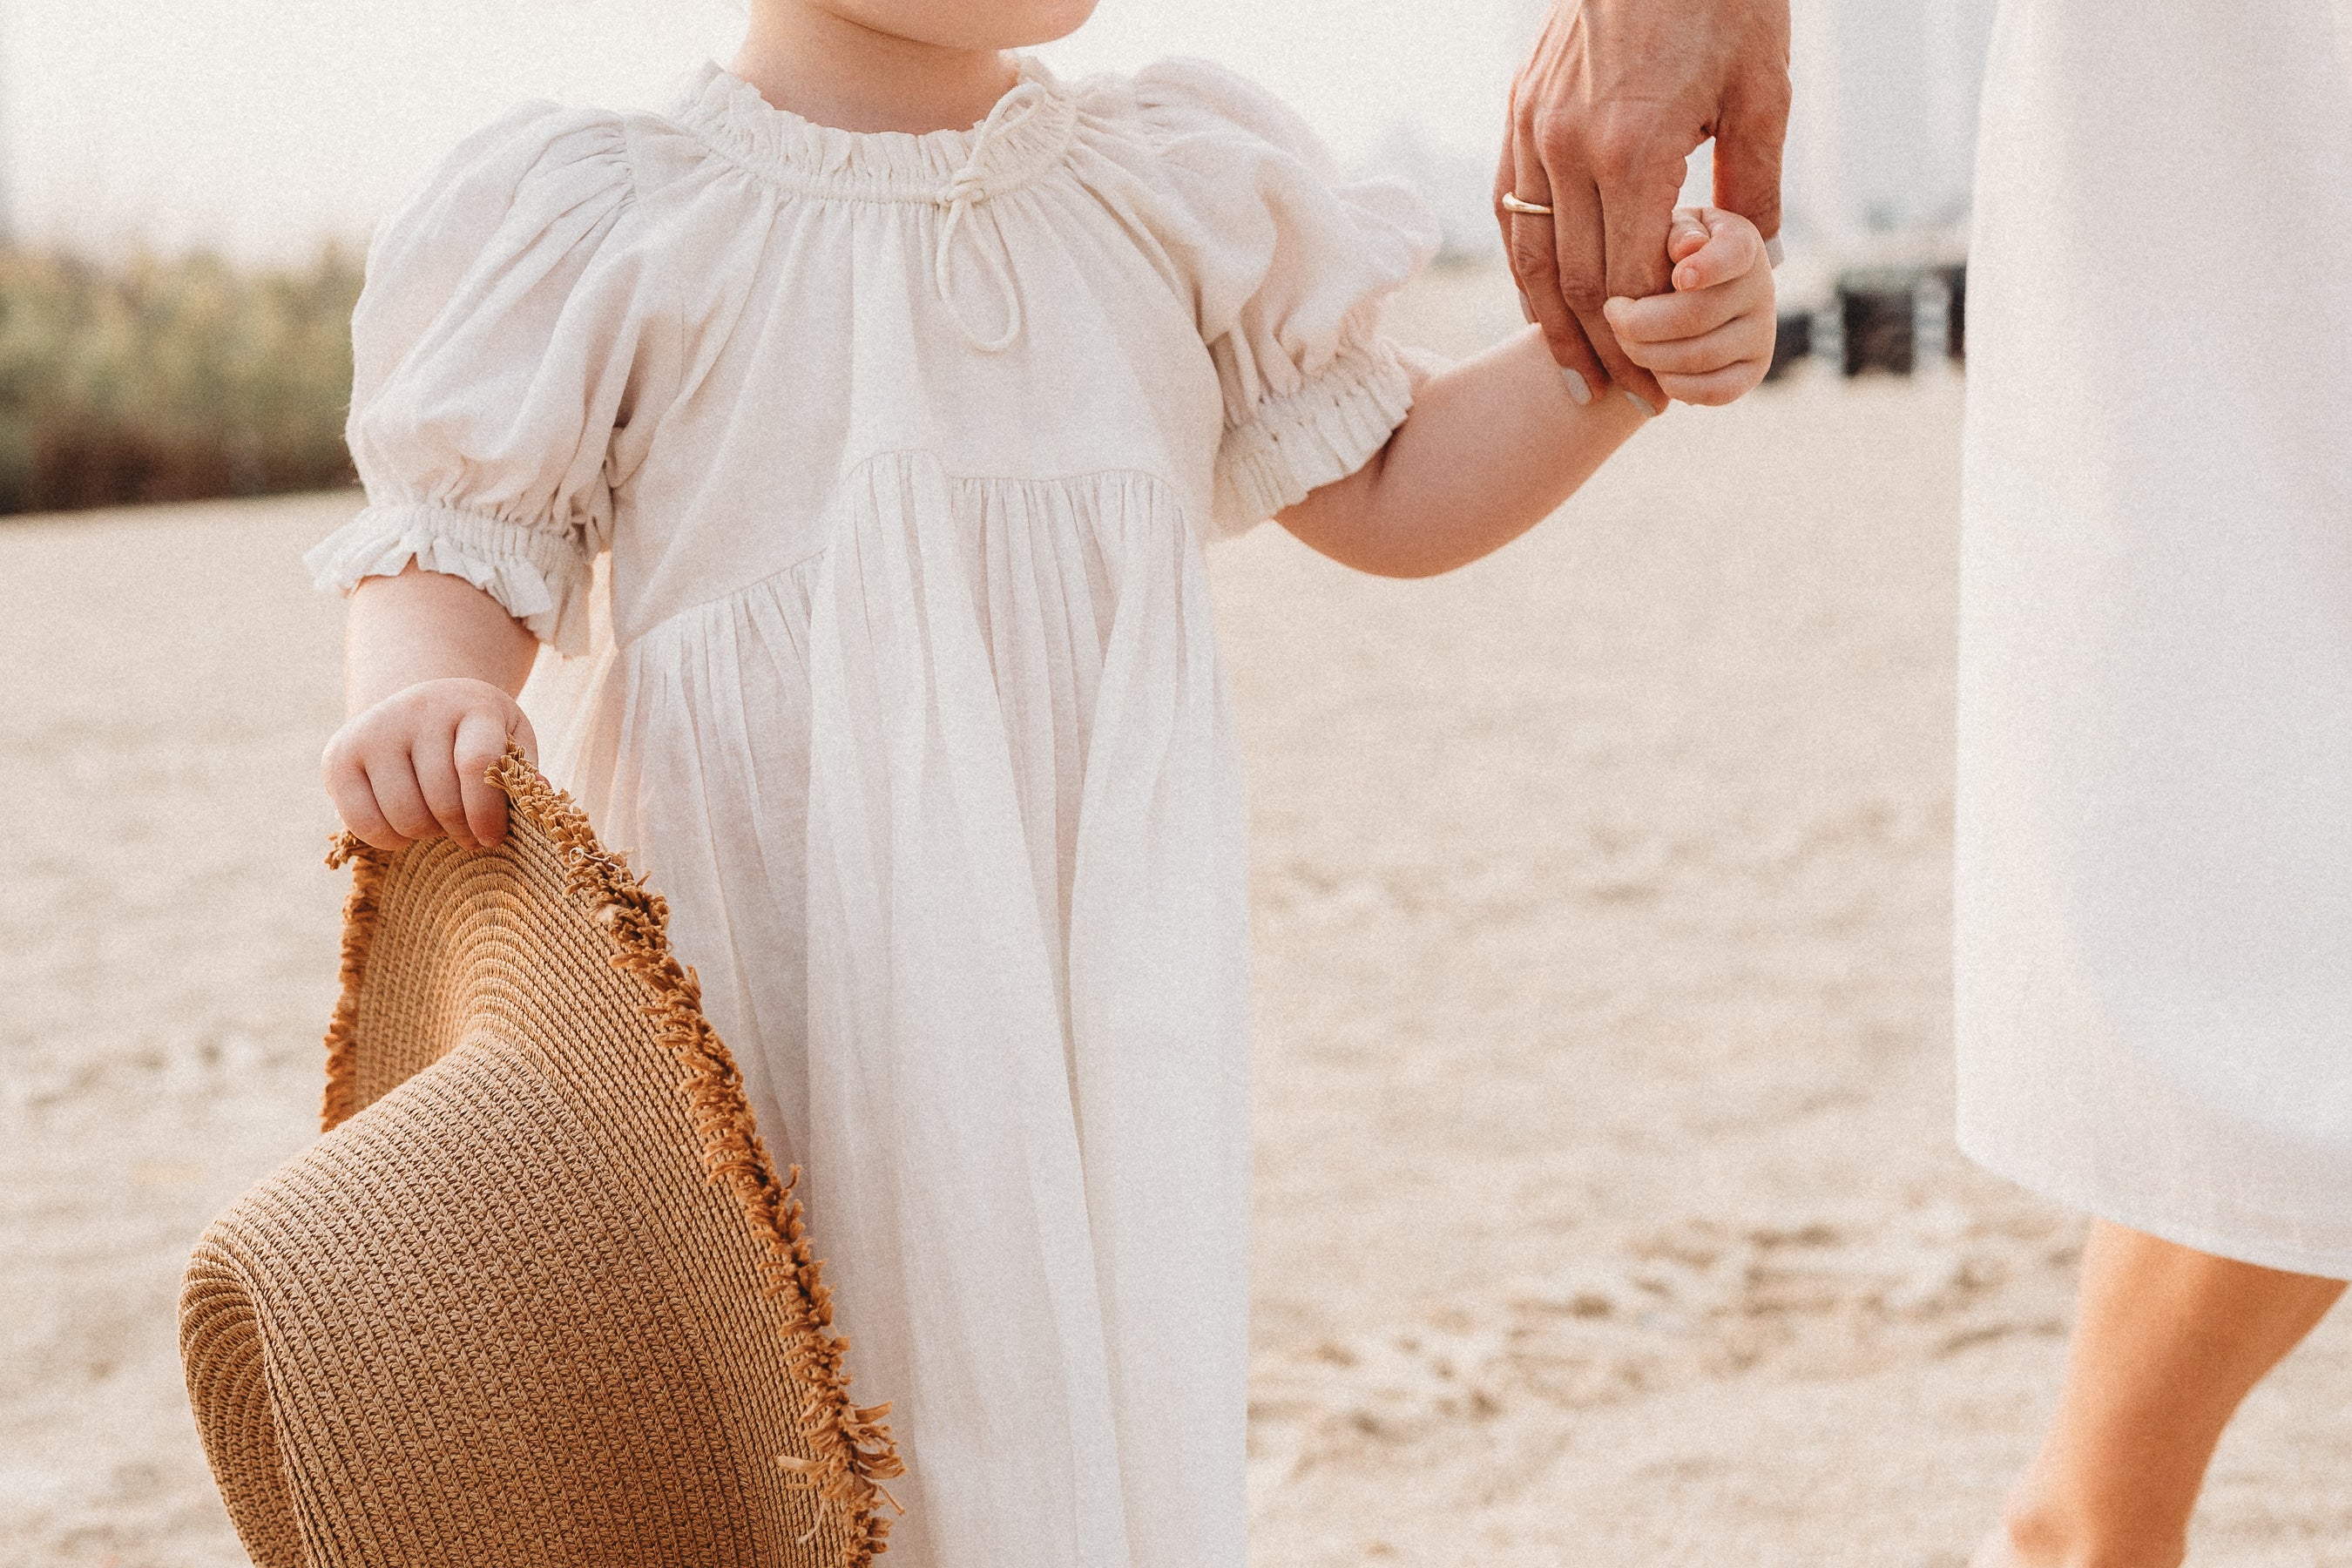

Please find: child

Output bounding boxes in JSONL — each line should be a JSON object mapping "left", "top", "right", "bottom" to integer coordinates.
{"left": 310, "top": 1, "right": 1774, "bottom": 1562}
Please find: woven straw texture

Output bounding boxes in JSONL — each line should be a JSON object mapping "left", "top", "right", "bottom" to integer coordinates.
{"left": 179, "top": 751, "right": 902, "bottom": 1567}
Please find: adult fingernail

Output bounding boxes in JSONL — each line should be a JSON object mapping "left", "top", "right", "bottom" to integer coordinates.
{"left": 1622, "top": 389, "right": 1658, "bottom": 416}
{"left": 1560, "top": 367, "right": 1592, "bottom": 404}
{"left": 1519, "top": 290, "right": 1535, "bottom": 324}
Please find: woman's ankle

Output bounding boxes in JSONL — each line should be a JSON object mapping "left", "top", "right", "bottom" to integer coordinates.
{"left": 1989, "top": 1496, "right": 2188, "bottom": 1568}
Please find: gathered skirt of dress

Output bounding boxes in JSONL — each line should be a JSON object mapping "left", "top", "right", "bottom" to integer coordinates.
{"left": 531, "top": 456, "right": 1253, "bottom": 1565}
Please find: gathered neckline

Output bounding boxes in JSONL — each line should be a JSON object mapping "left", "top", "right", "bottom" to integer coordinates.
{"left": 672, "top": 57, "right": 1081, "bottom": 203}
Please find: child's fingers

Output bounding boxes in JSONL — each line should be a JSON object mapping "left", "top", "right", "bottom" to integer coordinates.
{"left": 1603, "top": 279, "right": 1747, "bottom": 347}
{"left": 364, "top": 754, "right": 441, "bottom": 846}
{"left": 453, "top": 704, "right": 517, "bottom": 847}
{"left": 1666, "top": 208, "right": 1710, "bottom": 265}
{"left": 323, "top": 753, "right": 410, "bottom": 852}
{"left": 510, "top": 710, "right": 540, "bottom": 768}
{"left": 412, "top": 727, "right": 479, "bottom": 849}
{"left": 1669, "top": 210, "right": 1764, "bottom": 294}
{"left": 1617, "top": 314, "right": 1767, "bottom": 376}
{"left": 1655, "top": 359, "right": 1767, "bottom": 407}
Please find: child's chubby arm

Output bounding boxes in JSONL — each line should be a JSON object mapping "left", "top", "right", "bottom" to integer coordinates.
{"left": 1278, "top": 206, "right": 1774, "bottom": 578}
{"left": 321, "top": 567, "right": 541, "bottom": 852}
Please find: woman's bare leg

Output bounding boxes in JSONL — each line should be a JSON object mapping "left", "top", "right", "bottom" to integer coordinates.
{"left": 1973, "top": 1219, "right": 2345, "bottom": 1568}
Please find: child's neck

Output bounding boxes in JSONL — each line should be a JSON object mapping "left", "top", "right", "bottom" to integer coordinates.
{"left": 731, "top": 3, "right": 1019, "bottom": 135}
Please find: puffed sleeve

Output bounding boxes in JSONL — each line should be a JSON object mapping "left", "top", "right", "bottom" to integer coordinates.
{"left": 1132, "top": 59, "right": 1441, "bottom": 536}
{"left": 304, "top": 103, "right": 655, "bottom": 653}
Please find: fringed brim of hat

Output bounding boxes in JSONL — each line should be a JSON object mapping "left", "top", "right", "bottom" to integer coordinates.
{"left": 180, "top": 749, "right": 902, "bottom": 1567}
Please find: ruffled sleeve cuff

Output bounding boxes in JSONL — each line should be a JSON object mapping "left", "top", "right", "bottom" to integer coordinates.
{"left": 1210, "top": 336, "right": 1415, "bottom": 537}
{"left": 304, "top": 501, "right": 594, "bottom": 654}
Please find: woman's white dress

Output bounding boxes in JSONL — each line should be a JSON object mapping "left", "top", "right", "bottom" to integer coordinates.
{"left": 308, "top": 57, "right": 1434, "bottom": 1566}
{"left": 1957, "top": 0, "right": 2352, "bottom": 1276}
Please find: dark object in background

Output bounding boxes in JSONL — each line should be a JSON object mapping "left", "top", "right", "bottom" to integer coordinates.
{"left": 1939, "top": 262, "right": 1966, "bottom": 362}
{"left": 1841, "top": 267, "right": 1919, "bottom": 375}
{"left": 0, "top": 247, "right": 362, "bottom": 517}
{"left": 1765, "top": 313, "right": 1813, "bottom": 382}
{"left": 1764, "top": 262, "right": 1968, "bottom": 382}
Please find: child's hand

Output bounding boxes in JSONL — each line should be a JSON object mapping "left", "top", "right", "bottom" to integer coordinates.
{"left": 1600, "top": 206, "right": 1776, "bottom": 408}
{"left": 321, "top": 678, "right": 537, "bottom": 853}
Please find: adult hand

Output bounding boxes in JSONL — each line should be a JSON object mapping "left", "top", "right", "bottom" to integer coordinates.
{"left": 1497, "top": 0, "right": 1790, "bottom": 410}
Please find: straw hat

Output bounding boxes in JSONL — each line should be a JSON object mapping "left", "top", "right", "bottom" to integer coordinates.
{"left": 179, "top": 750, "right": 902, "bottom": 1567}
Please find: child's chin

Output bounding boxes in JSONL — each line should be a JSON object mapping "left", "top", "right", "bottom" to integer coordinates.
{"left": 994, "top": 0, "right": 1102, "bottom": 48}
{"left": 861, "top": 0, "right": 1102, "bottom": 51}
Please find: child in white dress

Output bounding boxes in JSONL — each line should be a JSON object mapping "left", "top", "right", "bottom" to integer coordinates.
{"left": 312, "top": 2, "right": 1775, "bottom": 1563}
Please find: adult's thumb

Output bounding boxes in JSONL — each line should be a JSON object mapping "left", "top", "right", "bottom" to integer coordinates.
{"left": 1713, "top": 98, "right": 1789, "bottom": 242}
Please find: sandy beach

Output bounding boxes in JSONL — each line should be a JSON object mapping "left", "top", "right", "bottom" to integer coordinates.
{"left": 4, "top": 266, "right": 2349, "bottom": 1566}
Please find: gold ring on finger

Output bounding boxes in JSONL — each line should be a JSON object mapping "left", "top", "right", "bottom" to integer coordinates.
{"left": 1500, "top": 193, "right": 1555, "bottom": 216}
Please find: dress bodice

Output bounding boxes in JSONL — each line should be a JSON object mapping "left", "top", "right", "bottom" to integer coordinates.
{"left": 314, "top": 55, "right": 1436, "bottom": 651}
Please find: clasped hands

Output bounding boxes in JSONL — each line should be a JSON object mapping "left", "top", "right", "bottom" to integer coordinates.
{"left": 1497, "top": 0, "right": 1792, "bottom": 412}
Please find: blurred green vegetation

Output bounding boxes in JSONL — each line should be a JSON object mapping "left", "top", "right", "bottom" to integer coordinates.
{"left": 0, "top": 247, "right": 361, "bottom": 516}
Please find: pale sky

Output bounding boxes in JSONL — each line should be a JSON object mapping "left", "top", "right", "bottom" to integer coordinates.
{"left": 0, "top": 0, "right": 1990, "bottom": 262}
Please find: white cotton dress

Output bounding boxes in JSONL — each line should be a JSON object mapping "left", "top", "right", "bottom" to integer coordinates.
{"left": 308, "top": 55, "right": 1434, "bottom": 1567}
{"left": 1957, "top": 0, "right": 2352, "bottom": 1277}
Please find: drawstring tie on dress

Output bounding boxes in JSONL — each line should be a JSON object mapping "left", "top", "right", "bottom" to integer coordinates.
{"left": 935, "top": 81, "right": 1050, "bottom": 354}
